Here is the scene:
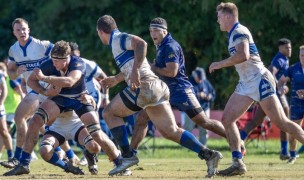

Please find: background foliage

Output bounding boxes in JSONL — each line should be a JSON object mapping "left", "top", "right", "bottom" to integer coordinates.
{"left": 0, "top": 0, "right": 303, "bottom": 109}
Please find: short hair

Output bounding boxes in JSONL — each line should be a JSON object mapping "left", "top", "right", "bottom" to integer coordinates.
{"left": 300, "top": 45, "right": 304, "bottom": 50}
{"left": 96, "top": 15, "right": 117, "bottom": 33}
{"left": 51, "top": 40, "right": 71, "bottom": 59}
{"left": 278, "top": 38, "right": 291, "bottom": 46}
{"left": 216, "top": 2, "right": 238, "bottom": 18}
{"left": 69, "top": 42, "right": 79, "bottom": 52}
{"left": 12, "top": 18, "right": 28, "bottom": 29}
{"left": 192, "top": 67, "right": 206, "bottom": 81}
{"left": 150, "top": 17, "right": 168, "bottom": 30}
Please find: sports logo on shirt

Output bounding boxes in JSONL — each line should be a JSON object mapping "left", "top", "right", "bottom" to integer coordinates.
{"left": 168, "top": 53, "right": 175, "bottom": 59}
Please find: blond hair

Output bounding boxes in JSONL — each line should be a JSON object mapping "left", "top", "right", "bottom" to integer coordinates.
{"left": 217, "top": 2, "right": 238, "bottom": 19}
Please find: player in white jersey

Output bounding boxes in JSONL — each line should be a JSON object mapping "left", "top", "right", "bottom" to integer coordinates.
{"left": 97, "top": 15, "right": 223, "bottom": 178}
{"left": 0, "top": 18, "right": 53, "bottom": 169}
{"left": 209, "top": 2, "right": 304, "bottom": 176}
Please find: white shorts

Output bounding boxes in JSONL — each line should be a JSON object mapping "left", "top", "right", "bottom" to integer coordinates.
{"left": 48, "top": 111, "right": 84, "bottom": 141}
{"left": 235, "top": 69, "right": 276, "bottom": 102}
{"left": 121, "top": 78, "right": 170, "bottom": 110}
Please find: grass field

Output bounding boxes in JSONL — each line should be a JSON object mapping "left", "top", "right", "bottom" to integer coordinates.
{"left": 0, "top": 138, "right": 303, "bottom": 179}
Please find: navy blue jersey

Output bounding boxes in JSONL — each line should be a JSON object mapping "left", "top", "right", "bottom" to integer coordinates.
{"left": 40, "top": 56, "right": 86, "bottom": 96}
{"left": 154, "top": 33, "right": 192, "bottom": 100}
{"left": 271, "top": 52, "right": 289, "bottom": 80}
{"left": 284, "top": 62, "right": 304, "bottom": 106}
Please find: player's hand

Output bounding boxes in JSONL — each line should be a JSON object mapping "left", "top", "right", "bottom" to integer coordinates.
{"left": 16, "top": 65, "right": 27, "bottom": 76}
{"left": 101, "top": 76, "right": 118, "bottom": 88}
{"left": 78, "top": 94, "right": 96, "bottom": 109}
{"left": 44, "top": 85, "right": 61, "bottom": 96}
{"left": 129, "top": 69, "right": 141, "bottom": 91}
{"left": 296, "top": 89, "right": 304, "bottom": 99}
{"left": 32, "top": 68, "right": 45, "bottom": 80}
{"left": 209, "top": 62, "right": 221, "bottom": 73}
{"left": 101, "top": 98, "right": 110, "bottom": 108}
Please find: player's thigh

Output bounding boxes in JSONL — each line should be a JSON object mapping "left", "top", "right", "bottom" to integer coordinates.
{"left": 103, "top": 93, "right": 136, "bottom": 118}
{"left": 222, "top": 92, "right": 254, "bottom": 125}
{"left": 15, "top": 93, "right": 39, "bottom": 121}
{"left": 145, "top": 102, "right": 178, "bottom": 134}
{"left": 39, "top": 99, "right": 61, "bottom": 125}
{"left": 259, "top": 95, "right": 286, "bottom": 124}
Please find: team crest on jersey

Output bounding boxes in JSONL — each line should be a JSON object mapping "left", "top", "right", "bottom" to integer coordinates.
{"left": 168, "top": 53, "right": 175, "bottom": 59}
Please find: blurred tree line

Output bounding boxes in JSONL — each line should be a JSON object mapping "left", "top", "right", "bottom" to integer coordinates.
{"left": 0, "top": 0, "right": 303, "bottom": 109}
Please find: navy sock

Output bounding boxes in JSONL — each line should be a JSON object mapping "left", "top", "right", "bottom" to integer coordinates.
{"left": 298, "top": 145, "right": 304, "bottom": 153}
{"left": 19, "top": 151, "right": 31, "bottom": 166}
{"left": 281, "top": 141, "right": 288, "bottom": 155}
{"left": 113, "top": 154, "right": 123, "bottom": 166}
{"left": 232, "top": 151, "right": 243, "bottom": 159}
{"left": 48, "top": 153, "right": 66, "bottom": 169}
{"left": 14, "top": 146, "right": 22, "bottom": 160}
{"left": 54, "top": 146, "right": 62, "bottom": 153}
{"left": 290, "top": 151, "right": 296, "bottom": 158}
{"left": 180, "top": 131, "right": 203, "bottom": 154}
{"left": 240, "top": 130, "right": 248, "bottom": 141}
{"left": 7, "top": 149, "right": 13, "bottom": 160}
{"left": 111, "top": 125, "right": 132, "bottom": 157}
{"left": 65, "top": 149, "right": 75, "bottom": 159}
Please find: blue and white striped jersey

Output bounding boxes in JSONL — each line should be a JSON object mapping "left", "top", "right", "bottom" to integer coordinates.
{"left": 8, "top": 36, "right": 53, "bottom": 83}
{"left": 110, "top": 29, "right": 157, "bottom": 85}
{"left": 82, "top": 58, "right": 102, "bottom": 94}
{"left": 228, "top": 23, "right": 266, "bottom": 82}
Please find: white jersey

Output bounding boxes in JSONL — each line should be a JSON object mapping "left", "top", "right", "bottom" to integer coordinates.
{"left": 8, "top": 36, "right": 52, "bottom": 91}
{"left": 82, "top": 58, "right": 102, "bottom": 94}
{"left": 110, "top": 30, "right": 158, "bottom": 85}
{"left": 228, "top": 23, "right": 266, "bottom": 83}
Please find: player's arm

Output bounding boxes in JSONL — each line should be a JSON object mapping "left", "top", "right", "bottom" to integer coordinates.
{"left": 209, "top": 40, "right": 249, "bottom": 73}
{"left": 277, "top": 75, "right": 290, "bottom": 94}
{"left": 40, "top": 70, "right": 82, "bottom": 88}
{"left": 268, "top": 64, "right": 279, "bottom": 84}
{"left": 151, "top": 62, "right": 178, "bottom": 78}
{"left": 7, "top": 61, "right": 27, "bottom": 80}
{"left": 0, "top": 76, "right": 8, "bottom": 105}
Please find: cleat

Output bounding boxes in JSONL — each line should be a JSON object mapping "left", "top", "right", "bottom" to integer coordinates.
{"left": 0, "top": 158, "right": 19, "bottom": 169}
{"left": 217, "top": 158, "right": 247, "bottom": 176}
{"left": 117, "top": 168, "right": 132, "bottom": 176}
{"left": 287, "top": 157, "right": 296, "bottom": 164}
{"left": 204, "top": 150, "right": 223, "bottom": 178}
{"left": 280, "top": 153, "right": 290, "bottom": 160}
{"left": 240, "top": 140, "right": 246, "bottom": 157}
{"left": 83, "top": 149, "right": 98, "bottom": 175}
{"left": 64, "top": 162, "right": 85, "bottom": 175}
{"left": 108, "top": 155, "right": 139, "bottom": 176}
{"left": 79, "top": 156, "right": 88, "bottom": 166}
{"left": 3, "top": 164, "right": 30, "bottom": 176}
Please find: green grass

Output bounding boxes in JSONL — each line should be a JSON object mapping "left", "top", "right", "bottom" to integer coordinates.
{"left": 0, "top": 138, "right": 303, "bottom": 179}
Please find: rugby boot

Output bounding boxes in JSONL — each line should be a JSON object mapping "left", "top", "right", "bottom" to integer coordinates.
{"left": 108, "top": 155, "right": 139, "bottom": 176}
{"left": 83, "top": 149, "right": 98, "bottom": 175}
{"left": 217, "top": 158, "right": 247, "bottom": 176}
{"left": 0, "top": 157, "right": 19, "bottom": 169}
{"left": 64, "top": 162, "right": 85, "bottom": 175}
{"left": 199, "top": 150, "right": 223, "bottom": 178}
{"left": 3, "top": 164, "right": 30, "bottom": 176}
{"left": 117, "top": 168, "right": 132, "bottom": 176}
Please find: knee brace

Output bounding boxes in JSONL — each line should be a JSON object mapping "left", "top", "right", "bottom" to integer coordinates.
{"left": 40, "top": 139, "right": 54, "bottom": 149}
{"left": 83, "top": 135, "right": 93, "bottom": 146}
{"left": 35, "top": 108, "right": 49, "bottom": 124}
{"left": 86, "top": 123, "right": 101, "bottom": 135}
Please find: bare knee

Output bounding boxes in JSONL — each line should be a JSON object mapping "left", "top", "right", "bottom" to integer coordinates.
{"left": 40, "top": 146, "right": 52, "bottom": 161}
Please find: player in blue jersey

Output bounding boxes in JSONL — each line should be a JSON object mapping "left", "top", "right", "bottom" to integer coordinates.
{"left": 0, "top": 18, "right": 54, "bottom": 169}
{"left": 210, "top": 2, "right": 304, "bottom": 176}
{"left": 239, "top": 38, "right": 292, "bottom": 160}
{"left": 3, "top": 40, "right": 125, "bottom": 176}
{"left": 96, "top": 15, "right": 223, "bottom": 178}
{"left": 278, "top": 45, "right": 304, "bottom": 164}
